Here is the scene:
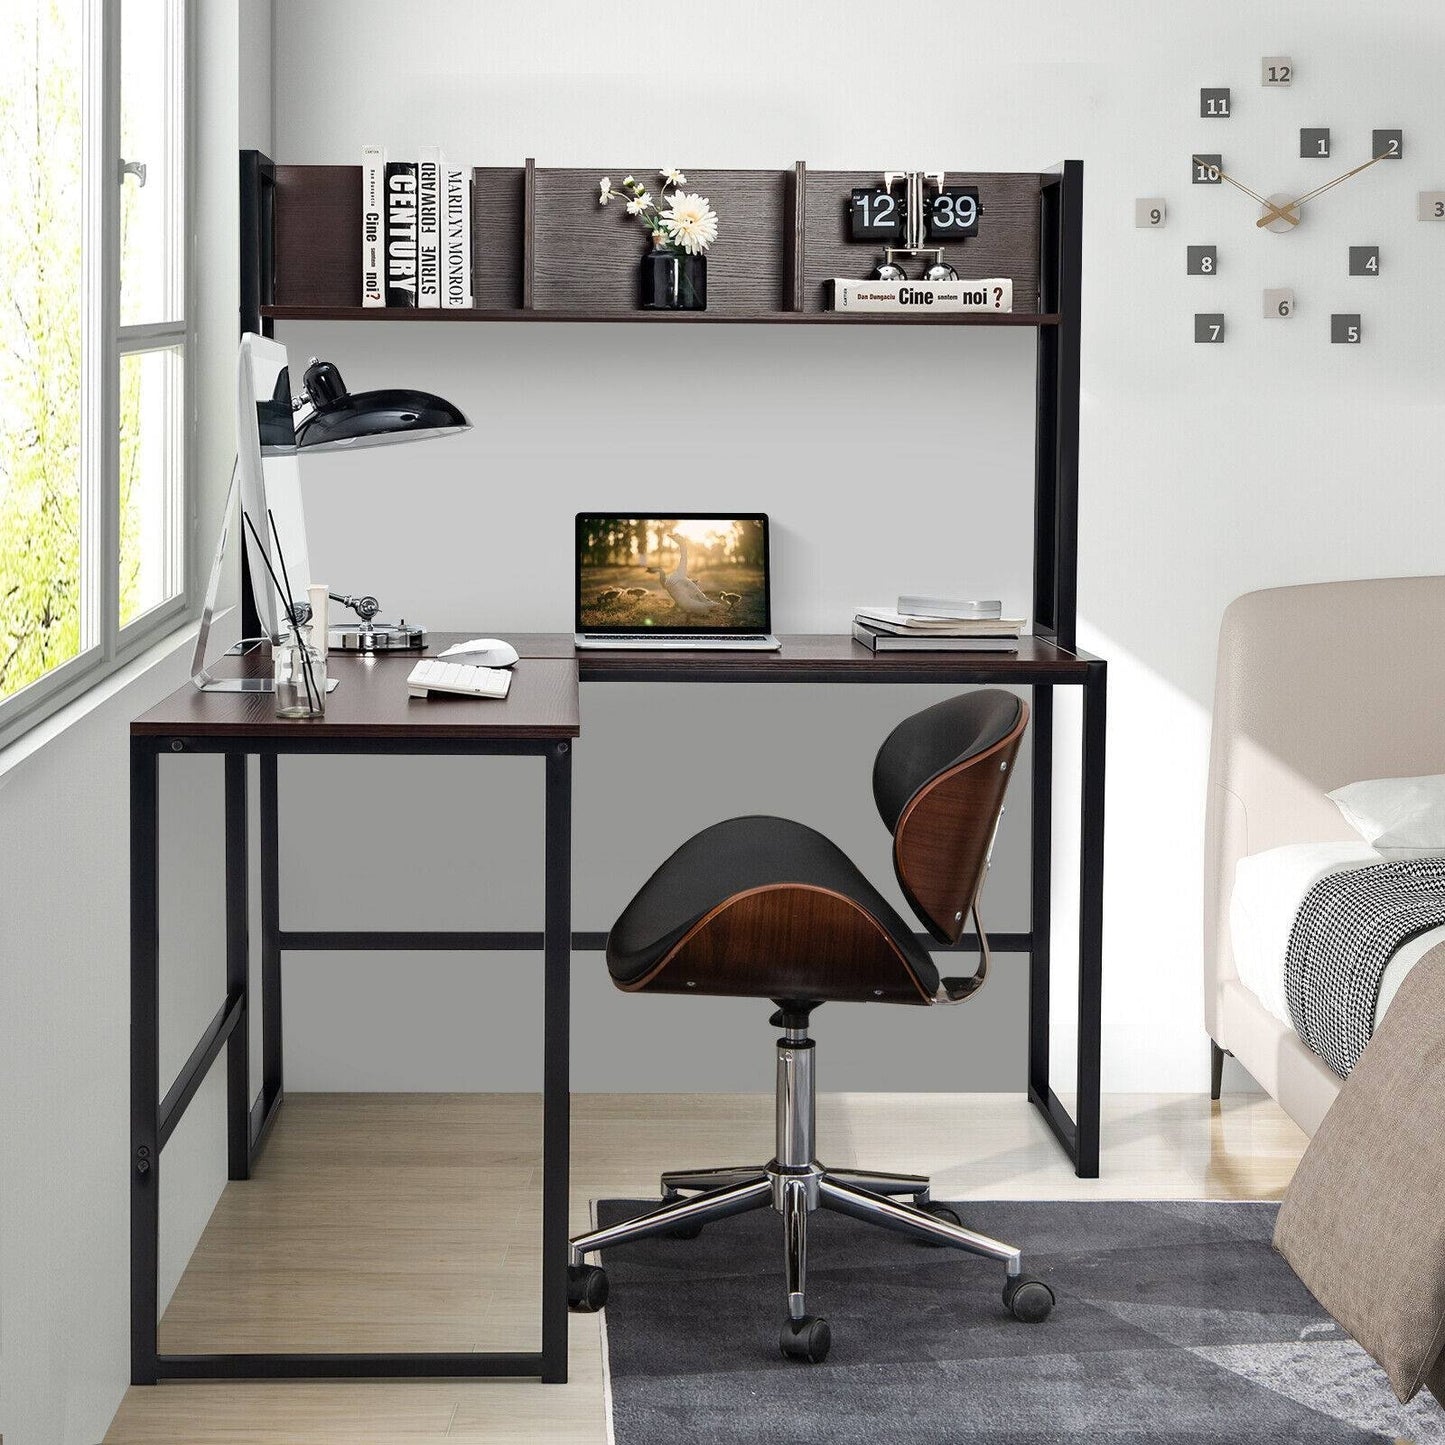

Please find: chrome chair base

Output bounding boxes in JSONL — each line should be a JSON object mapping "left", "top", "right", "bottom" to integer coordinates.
{"left": 567, "top": 1026, "right": 1054, "bottom": 1361}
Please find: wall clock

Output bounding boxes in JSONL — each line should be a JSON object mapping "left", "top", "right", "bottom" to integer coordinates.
{"left": 1134, "top": 56, "right": 1439, "bottom": 344}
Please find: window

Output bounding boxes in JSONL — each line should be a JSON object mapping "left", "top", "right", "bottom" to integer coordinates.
{"left": 0, "top": 0, "right": 188, "bottom": 744}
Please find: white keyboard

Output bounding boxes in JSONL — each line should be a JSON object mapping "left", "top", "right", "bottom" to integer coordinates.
{"left": 407, "top": 658, "right": 513, "bottom": 699}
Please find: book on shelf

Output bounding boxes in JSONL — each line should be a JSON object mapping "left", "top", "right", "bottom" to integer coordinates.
{"left": 384, "top": 160, "right": 419, "bottom": 307}
{"left": 854, "top": 607, "right": 1024, "bottom": 637}
{"left": 826, "top": 277, "right": 1014, "bottom": 314}
{"left": 361, "top": 146, "right": 386, "bottom": 307}
{"left": 443, "top": 165, "right": 472, "bottom": 308}
{"left": 897, "top": 595, "right": 1001, "bottom": 619}
{"left": 852, "top": 621, "right": 1018, "bottom": 653}
{"left": 417, "top": 147, "right": 442, "bottom": 308}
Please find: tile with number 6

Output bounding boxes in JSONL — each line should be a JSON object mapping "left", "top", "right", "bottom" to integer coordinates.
{"left": 1263, "top": 288, "right": 1295, "bottom": 318}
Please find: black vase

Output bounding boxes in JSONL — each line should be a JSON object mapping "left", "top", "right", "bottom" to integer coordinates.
{"left": 640, "top": 247, "right": 707, "bottom": 311}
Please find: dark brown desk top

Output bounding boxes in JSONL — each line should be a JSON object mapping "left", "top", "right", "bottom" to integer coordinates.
{"left": 429, "top": 632, "right": 1097, "bottom": 684}
{"left": 135, "top": 632, "right": 1096, "bottom": 739}
{"left": 132, "top": 654, "right": 579, "bottom": 740}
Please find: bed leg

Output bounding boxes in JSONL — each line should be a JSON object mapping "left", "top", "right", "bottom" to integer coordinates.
{"left": 1210, "top": 1040, "right": 1227, "bottom": 1101}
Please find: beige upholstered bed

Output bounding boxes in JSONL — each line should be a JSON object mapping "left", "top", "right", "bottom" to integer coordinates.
{"left": 1204, "top": 575, "right": 1445, "bottom": 1137}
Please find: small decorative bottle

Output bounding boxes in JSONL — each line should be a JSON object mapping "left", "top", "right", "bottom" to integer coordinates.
{"left": 273, "top": 621, "right": 326, "bottom": 718}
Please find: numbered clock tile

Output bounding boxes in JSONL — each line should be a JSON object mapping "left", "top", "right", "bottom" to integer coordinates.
{"left": 1261, "top": 56, "right": 1293, "bottom": 86}
{"left": 1193, "top": 154, "right": 1222, "bottom": 184}
{"left": 1373, "top": 129, "right": 1403, "bottom": 159}
{"left": 1418, "top": 191, "right": 1445, "bottom": 220}
{"left": 849, "top": 188, "right": 904, "bottom": 241}
{"left": 1331, "top": 313, "right": 1362, "bottom": 344}
{"left": 1301, "top": 128, "right": 1331, "bottom": 159}
{"left": 1194, "top": 313, "right": 1226, "bottom": 343}
{"left": 925, "top": 186, "right": 980, "bottom": 240}
{"left": 1135, "top": 197, "right": 1168, "bottom": 227}
{"left": 1201, "top": 87, "right": 1231, "bottom": 118}
{"left": 1263, "top": 288, "right": 1295, "bottom": 318}
{"left": 1186, "top": 245, "right": 1218, "bottom": 275}
{"left": 1349, "top": 245, "right": 1380, "bottom": 276}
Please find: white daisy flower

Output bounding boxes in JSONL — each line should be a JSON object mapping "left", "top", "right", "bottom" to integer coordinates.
{"left": 625, "top": 190, "right": 653, "bottom": 215}
{"left": 660, "top": 191, "right": 718, "bottom": 254}
{"left": 623, "top": 175, "right": 635, "bottom": 187}
{"left": 660, "top": 167, "right": 686, "bottom": 186}
{"left": 598, "top": 177, "right": 613, "bottom": 204}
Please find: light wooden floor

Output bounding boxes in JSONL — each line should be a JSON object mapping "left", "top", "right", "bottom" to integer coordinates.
{"left": 105, "top": 1090, "right": 1309, "bottom": 1444}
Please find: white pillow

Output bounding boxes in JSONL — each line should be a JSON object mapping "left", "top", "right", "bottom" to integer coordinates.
{"left": 1329, "top": 773, "right": 1445, "bottom": 848}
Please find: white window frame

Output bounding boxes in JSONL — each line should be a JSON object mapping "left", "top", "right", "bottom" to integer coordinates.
{"left": 0, "top": 0, "right": 193, "bottom": 751}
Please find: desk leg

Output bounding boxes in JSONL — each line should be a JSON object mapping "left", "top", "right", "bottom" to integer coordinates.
{"left": 130, "top": 740, "right": 160, "bottom": 1385}
{"left": 257, "top": 753, "right": 283, "bottom": 1151}
{"left": 542, "top": 741, "right": 572, "bottom": 1383}
{"left": 1027, "top": 685, "right": 1054, "bottom": 1105}
{"left": 225, "top": 755, "right": 251, "bottom": 1181}
{"left": 1075, "top": 661, "right": 1107, "bottom": 1179}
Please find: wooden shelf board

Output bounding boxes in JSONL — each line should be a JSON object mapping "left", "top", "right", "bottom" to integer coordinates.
{"left": 262, "top": 305, "right": 1060, "bottom": 327}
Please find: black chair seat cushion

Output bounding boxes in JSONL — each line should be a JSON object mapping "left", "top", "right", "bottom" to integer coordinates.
{"left": 606, "top": 815, "right": 940, "bottom": 996}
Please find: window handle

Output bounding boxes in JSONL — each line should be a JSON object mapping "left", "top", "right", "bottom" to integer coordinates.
{"left": 120, "top": 158, "right": 147, "bottom": 187}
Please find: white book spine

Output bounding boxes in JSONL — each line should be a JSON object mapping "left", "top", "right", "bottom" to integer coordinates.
{"left": 443, "top": 165, "right": 472, "bottom": 308}
{"left": 361, "top": 146, "right": 386, "bottom": 306}
{"left": 827, "top": 277, "right": 1013, "bottom": 314}
{"left": 417, "top": 147, "right": 443, "bottom": 308}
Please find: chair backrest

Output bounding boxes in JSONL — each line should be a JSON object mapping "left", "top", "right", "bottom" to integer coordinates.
{"left": 873, "top": 690, "right": 1028, "bottom": 943}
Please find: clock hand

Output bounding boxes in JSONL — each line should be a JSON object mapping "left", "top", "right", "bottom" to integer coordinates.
{"left": 1255, "top": 151, "right": 1391, "bottom": 227}
{"left": 1193, "top": 157, "right": 1298, "bottom": 226}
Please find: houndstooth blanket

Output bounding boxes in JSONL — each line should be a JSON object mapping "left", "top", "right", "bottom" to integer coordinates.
{"left": 1285, "top": 857, "right": 1445, "bottom": 1077}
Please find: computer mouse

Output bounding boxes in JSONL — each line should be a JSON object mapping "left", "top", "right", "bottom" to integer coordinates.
{"left": 452, "top": 639, "right": 519, "bottom": 668}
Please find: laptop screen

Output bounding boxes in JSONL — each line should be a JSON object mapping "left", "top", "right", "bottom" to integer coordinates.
{"left": 576, "top": 515, "right": 771, "bottom": 634}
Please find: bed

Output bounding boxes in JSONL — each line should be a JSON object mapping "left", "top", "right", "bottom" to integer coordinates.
{"left": 1204, "top": 575, "right": 1445, "bottom": 1137}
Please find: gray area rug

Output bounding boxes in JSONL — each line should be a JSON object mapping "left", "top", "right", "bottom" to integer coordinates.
{"left": 595, "top": 1198, "right": 1445, "bottom": 1444}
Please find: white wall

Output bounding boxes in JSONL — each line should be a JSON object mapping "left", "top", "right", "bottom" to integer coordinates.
{"left": 267, "top": 0, "right": 1445, "bottom": 1097}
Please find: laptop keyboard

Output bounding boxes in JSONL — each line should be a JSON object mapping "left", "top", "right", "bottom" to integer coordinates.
{"left": 599, "top": 633, "right": 768, "bottom": 641}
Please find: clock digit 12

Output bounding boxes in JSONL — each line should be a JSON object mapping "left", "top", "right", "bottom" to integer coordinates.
{"left": 849, "top": 188, "right": 904, "bottom": 241}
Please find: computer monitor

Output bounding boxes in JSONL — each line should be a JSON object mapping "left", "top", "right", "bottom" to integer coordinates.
{"left": 236, "top": 333, "right": 312, "bottom": 641}
{"left": 191, "top": 335, "right": 315, "bottom": 689}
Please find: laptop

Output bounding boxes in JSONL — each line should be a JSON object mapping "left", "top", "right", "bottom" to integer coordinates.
{"left": 575, "top": 514, "right": 782, "bottom": 651}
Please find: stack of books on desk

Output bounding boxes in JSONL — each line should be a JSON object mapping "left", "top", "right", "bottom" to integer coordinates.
{"left": 852, "top": 598, "right": 1024, "bottom": 653}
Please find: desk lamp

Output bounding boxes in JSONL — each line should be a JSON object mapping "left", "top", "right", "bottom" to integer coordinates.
{"left": 192, "top": 351, "right": 470, "bottom": 691}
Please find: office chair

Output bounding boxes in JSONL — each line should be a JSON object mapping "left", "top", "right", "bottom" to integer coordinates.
{"left": 567, "top": 689, "right": 1052, "bottom": 1363}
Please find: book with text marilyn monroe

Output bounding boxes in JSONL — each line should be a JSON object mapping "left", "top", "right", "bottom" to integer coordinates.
{"left": 443, "top": 165, "right": 473, "bottom": 308}
{"left": 361, "top": 146, "right": 385, "bottom": 306}
{"left": 384, "top": 160, "right": 419, "bottom": 307}
{"left": 417, "top": 147, "right": 443, "bottom": 308}
{"left": 827, "top": 277, "right": 1013, "bottom": 313}
{"left": 852, "top": 620, "right": 1018, "bottom": 653}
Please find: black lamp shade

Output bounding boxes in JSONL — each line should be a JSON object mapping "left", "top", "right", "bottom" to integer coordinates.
{"left": 295, "top": 386, "right": 470, "bottom": 450}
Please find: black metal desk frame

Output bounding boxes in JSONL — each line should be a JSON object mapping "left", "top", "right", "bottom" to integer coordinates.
{"left": 130, "top": 730, "right": 573, "bottom": 1384}
{"left": 125, "top": 152, "right": 1102, "bottom": 1388}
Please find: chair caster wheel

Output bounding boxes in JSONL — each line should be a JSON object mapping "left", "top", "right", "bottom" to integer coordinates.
{"left": 779, "top": 1315, "right": 831, "bottom": 1363}
{"left": 914, "top": 1200, "right": 962, "bottom": 1245}
{"left": 567, "top": 1263, "right": 609, "bottom": 1313}
{"left": 1003, "top": 1275, "right": 1054, "bottom": 1323}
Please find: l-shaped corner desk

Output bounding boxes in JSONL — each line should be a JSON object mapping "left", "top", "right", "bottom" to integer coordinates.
{"left": 129, "top": 630, "right": 1105, "bottom": 1386}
